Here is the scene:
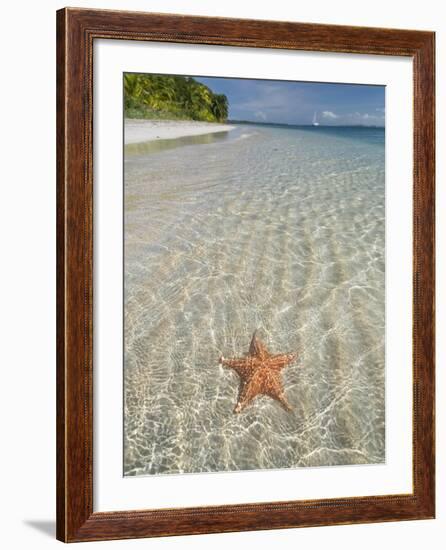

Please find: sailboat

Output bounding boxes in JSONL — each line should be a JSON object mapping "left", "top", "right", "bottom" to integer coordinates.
{"left": 312, "top": 111, "right": 320, "bottom": 126}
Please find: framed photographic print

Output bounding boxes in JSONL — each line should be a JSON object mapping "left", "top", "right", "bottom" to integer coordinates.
{"left": 56, "top": 7, "right": 435, "bottom": 542}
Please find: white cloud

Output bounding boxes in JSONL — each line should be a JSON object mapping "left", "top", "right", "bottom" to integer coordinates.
{"left": 322, "top": 110, "right": 339, "bottom": 119}
{"left": 355, "top": 112, "right": 384, "bottom": 123}
{"left": 322, "top": 111, "right": 385, "bottom": 126}
{"left": 254, "top": 110, "right": 267, "bottom": 121}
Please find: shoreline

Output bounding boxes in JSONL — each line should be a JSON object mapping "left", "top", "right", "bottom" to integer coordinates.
{"left": 125, "top": 118, "right": 236, "bottom": 145}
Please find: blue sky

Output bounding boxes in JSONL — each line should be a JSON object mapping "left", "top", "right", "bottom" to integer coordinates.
{"left": 196, "top": 76, "right": 385, "bottom": 126}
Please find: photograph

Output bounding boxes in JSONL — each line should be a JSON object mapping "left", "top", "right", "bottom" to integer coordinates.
{"left": 123, "top": 73, "right": 386, "bottom": 477}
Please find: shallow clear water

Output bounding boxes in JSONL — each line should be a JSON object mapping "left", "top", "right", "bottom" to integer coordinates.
{"left": 123, "top": 124, "right": 385, "bottom": 476}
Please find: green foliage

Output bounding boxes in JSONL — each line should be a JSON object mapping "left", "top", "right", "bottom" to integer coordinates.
{"left": 124, "top": 73, "right": 228, "bottom": 122}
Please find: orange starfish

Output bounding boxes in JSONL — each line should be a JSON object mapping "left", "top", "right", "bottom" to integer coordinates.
{"left": 219, "top": 331, "right": 296, "bottom": 413}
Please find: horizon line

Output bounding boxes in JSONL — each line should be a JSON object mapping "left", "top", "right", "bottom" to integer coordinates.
{"left": 228, "top": 119, "right": 385, "bottom": 128}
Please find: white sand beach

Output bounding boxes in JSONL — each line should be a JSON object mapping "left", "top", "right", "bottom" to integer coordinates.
{"left": 125, "top": 118, "right": 236, "bottom": 145}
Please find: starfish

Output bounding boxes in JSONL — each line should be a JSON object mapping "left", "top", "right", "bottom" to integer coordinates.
{"left": 219, "top": 331, "right": 296, "bottom": 413}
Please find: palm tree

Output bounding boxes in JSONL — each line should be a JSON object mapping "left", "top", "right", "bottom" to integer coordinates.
{"left": 123, "top": 73, "right": 143, "bottom": 108}
{"left": 211, "top": 94, "right": 229, "bottom": 122}
{"left": 141, "top": 75, "right": 176, "bottom": 111}
{"left": 124, "top": 73, "right": 229, "bottom": 122}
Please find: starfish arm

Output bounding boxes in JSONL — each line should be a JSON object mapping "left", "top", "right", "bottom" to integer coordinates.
{"left": 275, "top": 392, "right": 293, "bottom": 412}
{"left": 234, "top": 377, "right": 260, "bottom": 413}
{"left": 219, "top": 355, "right": 255, "bottom": 378}
{"left": 249, "top": 332, "right": 270, "bottom": 360}
{"left": 268, "top": 352, "right": 296, "bottom": 370}
{"left": 263, "top": 373, "right": 293, "bottom": 411}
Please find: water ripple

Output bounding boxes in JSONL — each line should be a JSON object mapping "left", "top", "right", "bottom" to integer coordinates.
{"left": 124, "top": 125, "right": 385, "bottom": 476}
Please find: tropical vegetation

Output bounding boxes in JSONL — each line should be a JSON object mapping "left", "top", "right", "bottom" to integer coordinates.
{"left": 124, "top": 73, "right": 229, "bottom": 122}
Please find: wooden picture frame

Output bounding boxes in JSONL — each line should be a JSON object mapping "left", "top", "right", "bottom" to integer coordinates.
{"left": 56, "top": 7, "right": 435, "bottom": 542}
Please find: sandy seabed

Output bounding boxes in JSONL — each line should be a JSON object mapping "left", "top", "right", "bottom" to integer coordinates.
{"left": 124, "top": 124, "right": 386, "bottom": 476}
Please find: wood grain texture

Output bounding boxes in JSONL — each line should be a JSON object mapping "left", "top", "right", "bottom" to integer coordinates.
{"left": 56, "top": 7, "right": 435, "bottom": 542}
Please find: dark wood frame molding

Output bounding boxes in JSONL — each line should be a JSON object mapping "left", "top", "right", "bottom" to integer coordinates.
{"left": 56, "top": 7, "right": 435, "bottom": 542}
